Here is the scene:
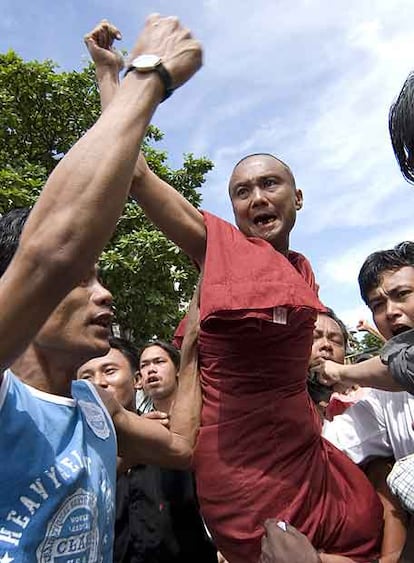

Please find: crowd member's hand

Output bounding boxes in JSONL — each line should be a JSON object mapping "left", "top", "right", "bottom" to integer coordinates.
{"left": 84, "top": 19, "right": 124, "bottom": 73}
{"left": 314, "top": 359, "right": 349, "bottom": 394}
{"left": 259, "top": 520, "right": 321, "bottom": 563}
{"left": 217, "top": 552, "right": 229, "bottom": 563}
{"left": 129, "top": 13, "right": 202, "bottom": 91}
{"left": 356, "top": 319, "right": 370, "bottom": 332}
{"left": 141, "top": 410, "right": 169, "bottom": 427}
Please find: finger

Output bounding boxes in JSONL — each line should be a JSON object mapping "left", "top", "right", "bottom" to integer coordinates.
{"left": 146, "top": 410, "right": 169, "bottom": 419}
{"left": 98, "top": 27, "right": 111, "bottom": 50}
{"left": 153, "top": 410, "right": 169, "bottom": 418}
{"left": 263, "top": 518, "right": 282, "bottom": 534}
{"left": 317, "top": 375, "right": 332, "bottom": 386}
{"left": 164, "top": 15, "right": 180, "bottom": 31}
{"left": 146, "top": 13, "right": 161, "bottom": 27}
{"left": 180, "top": 27, "right": 193, "bottom": 40}
{"left": 103, "top": 21, "right": 122, "bottom": 43}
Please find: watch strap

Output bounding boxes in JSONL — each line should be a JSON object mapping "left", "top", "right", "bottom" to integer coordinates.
{"left": 124, "top": 61, "right": 173, "bottom": 102}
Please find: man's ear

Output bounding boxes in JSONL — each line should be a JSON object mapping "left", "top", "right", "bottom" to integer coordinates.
{"left": 295, "top": 188, "right": 303, "bottom": 211}
{"left": 134, "top": 371, "right": 143, "bottom": 390}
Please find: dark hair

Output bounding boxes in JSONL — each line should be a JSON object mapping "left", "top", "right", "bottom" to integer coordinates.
{"left": 389, "top": 71, "right": 414, "bottom": 183}
{"left": 108, "top": 336, "right": 140, "bottom": 372}
{"left": 0, "top": 207, "right": 31, "bottom": 277}
{"left": 322, "top": 307, "right": 349, "bottom": 349}
{"left": 139, "top": 340, "right": 180, "bottom": 371}
{"left": 358, "top": 241, "right": 414, "bottom": 305}
{"left": 231, "top": 153, "right": 296, "bottom": 189}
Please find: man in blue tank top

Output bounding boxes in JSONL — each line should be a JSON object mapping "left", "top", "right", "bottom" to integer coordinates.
{"left": 0, "top": 14, "right": 203, "bottom": 563}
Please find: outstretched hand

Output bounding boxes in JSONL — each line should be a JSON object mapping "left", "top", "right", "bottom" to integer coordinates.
{"left": 84, "top": 19, "right": 124, "bottom": 73}
{"left": 259, "top": 520, "right": 321, "bottom": 563}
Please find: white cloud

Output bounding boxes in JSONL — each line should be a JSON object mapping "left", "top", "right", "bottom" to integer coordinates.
{"left": 320, "top": 222, "right": 414, "bottom": 286}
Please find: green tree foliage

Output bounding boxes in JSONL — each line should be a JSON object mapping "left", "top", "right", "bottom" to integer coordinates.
{"left": 0, "top": 50, "right": 213, "bottom": 342}
{"left": 357, "top": 332, "right": 384, "bottom": 354}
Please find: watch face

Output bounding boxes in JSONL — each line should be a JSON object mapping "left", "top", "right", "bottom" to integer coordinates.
{"left": 131, "top": 54, "right": 161, "bottom": 71}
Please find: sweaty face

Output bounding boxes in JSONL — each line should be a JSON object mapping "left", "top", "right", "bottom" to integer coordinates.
{"left": 139, "top": 345, "right": 178, "bottom": 401}
{"left": 229, "top": 155, "right": 303, "bottom": 254}
{"left": 367, "top": 266, "right": 414, "bottom": 340}
{"left": 78, "top": 348, "right": 137, "bottom": 410}
{"left": 309, "top": 314, "right": 346, "bottom": 368}
{"left": 35, "top": 267, "right": 113, "bottom": 366}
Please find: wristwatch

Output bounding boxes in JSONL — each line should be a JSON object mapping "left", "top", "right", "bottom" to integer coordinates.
{"left": 124, "top": 55, "right": 173, "bottom": 101}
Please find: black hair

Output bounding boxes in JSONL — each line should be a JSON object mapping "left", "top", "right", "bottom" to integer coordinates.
{"left": 0, "top": 207, "right": 31, "bottom": 277}
{"left": 389, "top": 72, "right": 414, "bottom": 183}
{"left": 231, "top": 153, "right": 296, "bottom": 189}
{"left": 108, "top": 336, "right": 140, "bottom": 372}
{"left": 139, "top": 339, "right": 180, "bottom": 371}
{"left": 323, "top": 307, "right": 349, "bottom": 349}
{"left": 358, "top": 241, "right": 414, "bottom": 305}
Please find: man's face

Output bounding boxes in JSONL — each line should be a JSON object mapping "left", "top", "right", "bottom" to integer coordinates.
{"left": 34, "top": 267, "right": 113, "bottom": 366}
{"left": 309, "top": 313, "right": 346, "bottom": 368}
{"left": 78, "top": 347, "right": 137, "bottom": 411}
{"left": 139, "top": 345, "right": 178, "bottom": 401}
{"left": 228, "top": 155, "right": 303, "bottom": 254}
{"left": 367, "top": 266, "right": 414, "bottom": 340}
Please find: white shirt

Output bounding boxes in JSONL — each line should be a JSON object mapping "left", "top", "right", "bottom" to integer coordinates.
{"left": 322, "top": 389, "right": 414, "bottom": 464}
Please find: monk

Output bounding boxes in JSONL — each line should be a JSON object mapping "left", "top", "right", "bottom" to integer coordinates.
{"left": 86, "top": 21, "right": 383, "bottom": 563}
{"left": 135, "top": 154, "right": 383, "bottom": 563}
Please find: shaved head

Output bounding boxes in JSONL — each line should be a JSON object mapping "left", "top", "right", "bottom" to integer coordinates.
{"left": 230, "top": 153, "right": 296, "bottom": 190}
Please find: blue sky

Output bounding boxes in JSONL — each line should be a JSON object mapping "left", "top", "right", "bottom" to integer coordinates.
{"left": 2, "top": 0, "right": 414, "bottom": 330}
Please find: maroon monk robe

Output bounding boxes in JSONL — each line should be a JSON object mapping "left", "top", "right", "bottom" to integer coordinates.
{"left": 176, "top": 211, "right": 383, "bottom": 563}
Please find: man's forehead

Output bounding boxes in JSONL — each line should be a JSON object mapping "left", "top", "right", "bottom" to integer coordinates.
{"left": 315, "top": 313, "right": 342, "bottom": 334}
{"left": 229, "top": 154, "right": 294, "bottom": 188}
{"left": 79, "top": 347, "right": 124, "bottom": 371}
{"left": 369, "top": 266, "right": 414, "bottom": 298}
{"left": 140, "top": 345, "right": 169, "bottom": 362}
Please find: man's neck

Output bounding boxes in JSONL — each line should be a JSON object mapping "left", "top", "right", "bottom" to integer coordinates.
{"left": 11, "top": 344, "right": 77, "bottom": 397}
{"left": 154, "top": 390, "right": 176, "bottom": 414}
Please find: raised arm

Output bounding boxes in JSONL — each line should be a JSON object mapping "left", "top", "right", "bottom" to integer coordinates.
{"left": 0, "top": 14, "right": 202, "bottom": 374}
{"left": 84, "top": 19, "right": 124, "bottom": 110}
{"left": 86, "top": 20, "right": 207, "bottom": 266}
{"left": 103, "top": 282, "right": 202, "bottom": 469}
{"left": 356, "top": 319, "right": 386, "bottom": 344}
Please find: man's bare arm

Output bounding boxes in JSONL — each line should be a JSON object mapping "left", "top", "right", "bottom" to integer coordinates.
{"left": 84, "top": 19, "right": 124, "bottom": 111}
{"left": 364, "top": 457, "right": 407, "bottom": 563}
{"left": 88, "top": 20, "right": 207, "bottom": 266}
{"left": 0, "top": 14, "right": 202, "bottom": 375}
{"left": 316, "top": 357, "right": 403, "bottom": 392}
{"left": 100, "top": 282, "right": 202, "bottom": 469}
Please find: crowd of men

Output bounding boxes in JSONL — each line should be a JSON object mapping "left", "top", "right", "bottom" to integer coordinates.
{"left": 1, "top": 12, "right": 414, "bottom": 563}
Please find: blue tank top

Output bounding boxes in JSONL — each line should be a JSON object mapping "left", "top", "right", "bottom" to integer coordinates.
{"left": 0, "top": 369, "right": 117, "bottom": 562}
